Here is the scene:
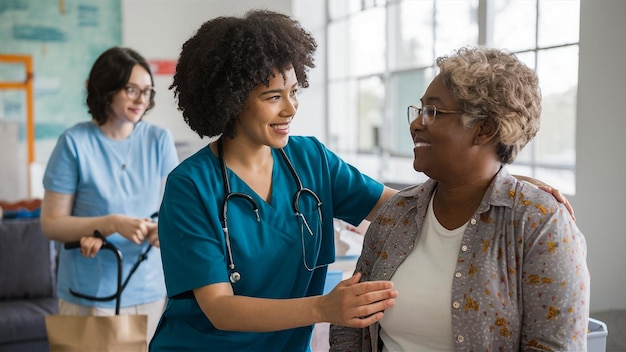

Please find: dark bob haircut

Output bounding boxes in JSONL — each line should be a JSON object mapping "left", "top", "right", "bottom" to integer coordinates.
{"left": 170, "top": 9, "right": 317, "bottom": 139}
{"left": 86, "top": 47, "right": 155, "bottom": 125}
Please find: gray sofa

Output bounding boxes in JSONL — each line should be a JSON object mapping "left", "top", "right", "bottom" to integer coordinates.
{"left": 0, "top": 218, "right": 58, "bottom": 352}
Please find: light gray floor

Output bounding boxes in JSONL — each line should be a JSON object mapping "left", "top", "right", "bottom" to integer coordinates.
{"left": 591, "top": 310, "right": 626, "bottom": 352}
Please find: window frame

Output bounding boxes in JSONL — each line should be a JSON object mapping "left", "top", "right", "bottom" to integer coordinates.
{"left": 325, "top": 0, "right": 580, "bottom": 194}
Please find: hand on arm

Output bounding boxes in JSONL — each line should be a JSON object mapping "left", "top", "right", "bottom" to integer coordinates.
{"left": 316, "top": 272, "right": 397, "bottom": 328}
{"left": 193, "top": 272, "right": 397, "bottom": 332}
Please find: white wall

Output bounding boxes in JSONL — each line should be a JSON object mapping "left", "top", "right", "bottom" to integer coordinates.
{"left": 0, "top": 121, "right": 21, "bottom": 200}
{"left": 573, "top": 0, "right": 626, "bottom": 313}
{"left": 121, "top": 0, "right": 294, "bottom": 158}
{"left": 121, "top": 0, "right": 332, "bottom": 160}
{"left": 125, "top": 0, "right": 625, "bottom": 314}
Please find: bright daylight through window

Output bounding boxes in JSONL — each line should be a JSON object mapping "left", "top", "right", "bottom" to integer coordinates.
{"left": 326, "top": 0, "right": 580, "bottom": 194}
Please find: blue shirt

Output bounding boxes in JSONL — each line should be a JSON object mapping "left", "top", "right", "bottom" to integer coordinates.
{"left": 150, "top": 136, "right": 383, "bottom": 351}
{"left": 43, "top": 121, "right": 179, "bottom": 308}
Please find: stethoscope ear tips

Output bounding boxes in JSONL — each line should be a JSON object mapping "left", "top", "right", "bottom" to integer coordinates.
{"left": 229, "top": 272, "right": 241, "bottom": 284}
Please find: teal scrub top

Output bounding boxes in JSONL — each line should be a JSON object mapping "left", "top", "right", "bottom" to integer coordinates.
{"left": 150, "top": 136, "right": 383, "bottom": 351}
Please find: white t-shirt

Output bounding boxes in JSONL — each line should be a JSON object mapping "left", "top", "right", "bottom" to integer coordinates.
{"left": 380, "top": 195, "right": 467, "bottom": 351}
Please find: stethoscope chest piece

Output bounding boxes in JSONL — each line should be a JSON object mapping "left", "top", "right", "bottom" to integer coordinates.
{"left": 229, "top": 271, "right": 241, "bottom": 284}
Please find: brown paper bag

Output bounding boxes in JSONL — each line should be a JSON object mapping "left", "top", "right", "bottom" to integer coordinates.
{"left": 45, "top": 314, "right": 147, "bottom": 352}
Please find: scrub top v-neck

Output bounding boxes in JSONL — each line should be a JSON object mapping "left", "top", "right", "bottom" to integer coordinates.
{"left": 151, "top": 136, "right": 383, "bottom": 351}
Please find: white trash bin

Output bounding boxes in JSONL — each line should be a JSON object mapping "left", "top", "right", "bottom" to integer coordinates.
{"left": 588, "top": 318, "right": 608, "bottom": 352}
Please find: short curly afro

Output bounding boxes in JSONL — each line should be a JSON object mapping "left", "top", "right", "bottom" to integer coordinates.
{"left": 171, "top": 10, "right": 317, "bottom": 139}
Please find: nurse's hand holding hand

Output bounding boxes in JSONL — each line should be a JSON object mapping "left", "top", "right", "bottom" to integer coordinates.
{"left": 317, "top": 272, "right": 398, "bottom": 328}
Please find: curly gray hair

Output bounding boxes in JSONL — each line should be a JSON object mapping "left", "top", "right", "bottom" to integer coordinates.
{"left": 436, "top": 46, "right": 541, "bottom": 164}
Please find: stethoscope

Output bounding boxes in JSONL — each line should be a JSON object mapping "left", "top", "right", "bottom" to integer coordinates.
{"left": 217, "top": 139, "right": 324, "bottom": 284}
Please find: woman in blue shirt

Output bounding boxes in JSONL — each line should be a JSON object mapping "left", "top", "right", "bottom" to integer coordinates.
{"left": 41, "top": 47, "right": 179, "bottom": 342}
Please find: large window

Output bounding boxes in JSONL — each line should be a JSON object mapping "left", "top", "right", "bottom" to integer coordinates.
{"left": 326, "top": 0, "right": 580, "bottom": 193}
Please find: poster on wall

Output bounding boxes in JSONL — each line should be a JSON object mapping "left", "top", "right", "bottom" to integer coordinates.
{"left": 0, "top": 0, "right": 121, "bottom": 199}
{"left": 0, "top": 0, "right": 121, "bottom": 147}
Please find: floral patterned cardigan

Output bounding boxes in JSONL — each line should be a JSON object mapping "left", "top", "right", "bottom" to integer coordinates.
{"left": 329, "top": 167, "right": 590, "bottom": 352}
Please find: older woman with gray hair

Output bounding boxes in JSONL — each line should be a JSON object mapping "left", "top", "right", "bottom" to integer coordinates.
{"left": 330, "top": 46, "right": 589, "bottom": 351}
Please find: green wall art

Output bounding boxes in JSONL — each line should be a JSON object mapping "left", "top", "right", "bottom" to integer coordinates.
{"left": 0, "top": 0, "right": 121, "bottom": 141}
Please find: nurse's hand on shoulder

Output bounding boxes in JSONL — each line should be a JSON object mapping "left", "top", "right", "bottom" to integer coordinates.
{"left": 317, "top": 272, "right": 397, "bottom": 328}
{"left": 513, "top": 174, "right": 575, "bottom": 220}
